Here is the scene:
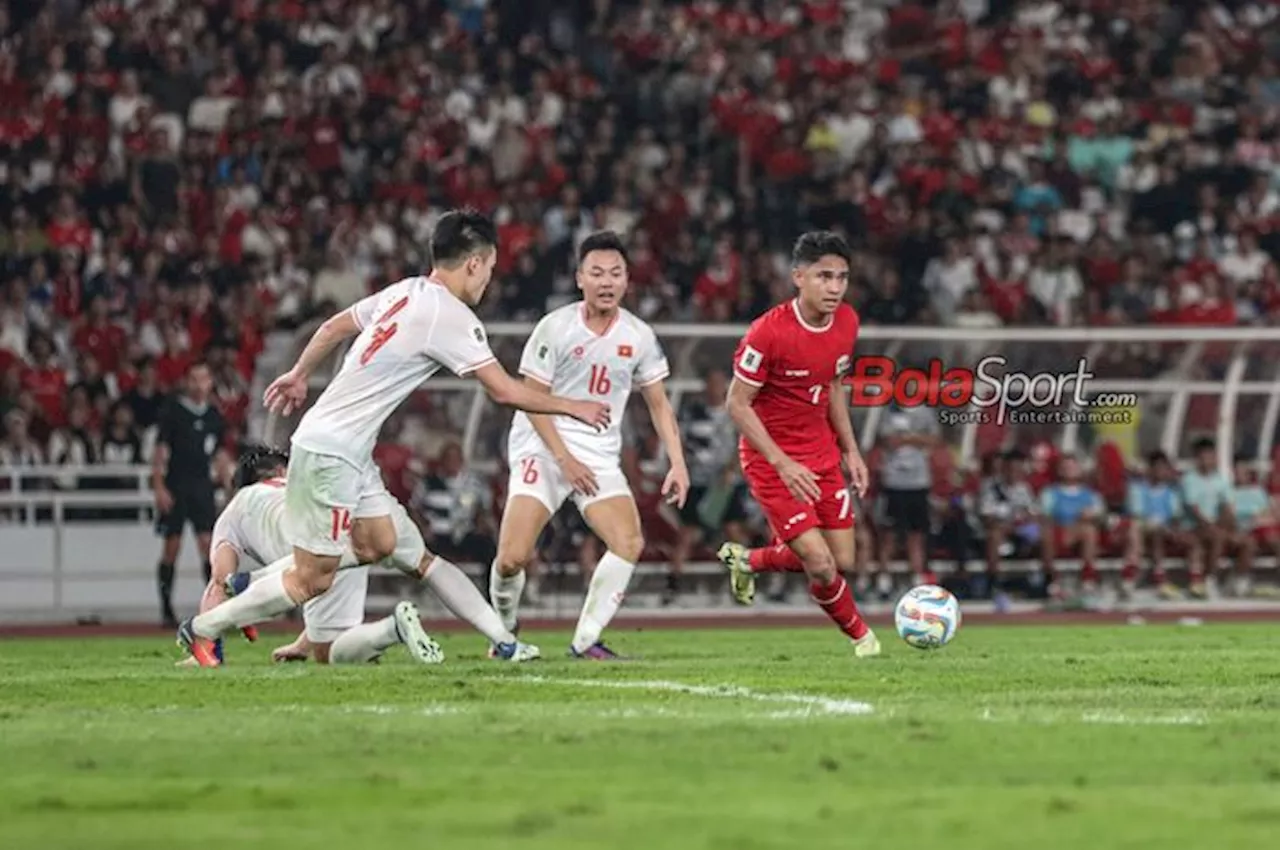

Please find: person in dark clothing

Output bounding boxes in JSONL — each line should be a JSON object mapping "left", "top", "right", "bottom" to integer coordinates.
{"left": 123, "top": 358, "right": 165, "bottom": 430}
{"left": 151, "top": 361, "right": 228, "bottom": 626}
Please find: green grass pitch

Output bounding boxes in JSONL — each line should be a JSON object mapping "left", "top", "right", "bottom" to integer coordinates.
{"left": 2, "top": 624, "right": 1279, "bottom": 850}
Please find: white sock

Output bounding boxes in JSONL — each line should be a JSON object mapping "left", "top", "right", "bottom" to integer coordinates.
{"left": 488, "top": 563, "right": 526, "bottom": 633}
{"left": 571, "top": 551, "right": 635, "bottom": 653}
{"left": 192, "top": 569, "right": 296, "bottom": 639}
{"left": 329, "top": 617, "right": 401, "bottom": 664}
{"left": 425, "top": 557, "right": 514, "bottom": 645}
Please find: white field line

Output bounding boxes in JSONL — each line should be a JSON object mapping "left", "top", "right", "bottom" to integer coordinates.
{"left": 980, "top": 707, "right": 1209, "bottom": 726}
{"left": 495, "top": 674, "right": 875, "bottom": 717}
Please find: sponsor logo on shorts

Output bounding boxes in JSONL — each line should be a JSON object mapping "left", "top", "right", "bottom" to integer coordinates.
{"left": 784, "top": 511, "right": 808, "bottom": 530}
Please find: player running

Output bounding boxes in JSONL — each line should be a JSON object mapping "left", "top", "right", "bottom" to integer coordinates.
{"left": 177, "top": 210, "right": 610, "bottom": 666}
{"left": 193, "top": 447, "right": 538, "bottom": 665}
{"left": 488, "top": 231, "right": 689, "bottom": 659}
{"left": 716, "top": 231, "right": 880, "bottom": 658}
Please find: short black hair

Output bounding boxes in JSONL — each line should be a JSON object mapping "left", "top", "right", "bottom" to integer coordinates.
{"left": 1192, "top": 437, "right": 1216, "bottom": 454}
{"left": 236, "top": 445, "right": 289, "bottom": 488}
{"left": 792, "top": 230, "right": 852, "bottom": 267}
{"left": 1004, "top": 448, "right": 1028, "bottom": 463}
{"left": 578, "top": 230, "right": 629, "bottom": 266}
{"left": 1233, "top": 452, "right": 1252, "bottom": 465}
{"left": 1147, "top": 450, "right": 1170, "bottom": 467}
{"left": 186, "top": 360, "right": 210, "bottom": 375}
{"left": 430, "top": 209, "right": 498, "bottom": 268}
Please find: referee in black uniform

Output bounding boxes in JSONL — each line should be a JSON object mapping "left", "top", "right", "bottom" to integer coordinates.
{"left": 151, "top": 361, "right": 227, "bottom": 627}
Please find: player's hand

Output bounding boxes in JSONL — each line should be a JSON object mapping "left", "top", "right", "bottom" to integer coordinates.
{"left": 566, "top": 400, "right": 611, "bottom": 431}
{"left": 263, "top": 368, "right": 309, "bottom": 417}
{"left": 775, "top": 457, "right": 822, "bottom": 504}
{"left": 558, "top": 454, "right": 599, "bottom": 497}
{"left": 844, "top": 450, "right": 870, "bottom": 498}
{"left": 663, "top": 465, "right": 690, "bottom": 509}
{"left": 271, "top": 642, "right": 310, "bottom": 663}
{"left": 155, "top": 484, "right": 174, "bottom": 514}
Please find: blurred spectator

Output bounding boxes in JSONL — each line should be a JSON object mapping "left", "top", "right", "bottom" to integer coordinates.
{"left": 1181, "top": 438, "right": 1233, "bottom": 600}
{"left": 1124, "top": 451, "right": 1188, "bottom": 600}
{"left": 876, "top": 408, "right": 939, "bottom": 585}
{"left": 410, "top": 441, "right": 496, "bottom": 566}
{"left": 1039, "top": 454, "right": 1103, "bottom": 596}
{"left": 978, "top": 449, "right": 1039, "bottom": 600}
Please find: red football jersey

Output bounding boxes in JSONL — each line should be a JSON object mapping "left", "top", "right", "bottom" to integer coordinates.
{"left": 732, "top": 300, "right": 860, "bottom": 469}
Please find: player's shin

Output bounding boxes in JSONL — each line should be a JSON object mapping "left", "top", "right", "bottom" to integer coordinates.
{"left": 190, "top": 558, "right": 302, "bottom": 639}
{"left": 749, "top": 541, "right": 807, "bottom": 572}
{"left": 423, "top": 556, "right": 514, "bottom": 645}
{"left": 809, "top": 573, "right": 870, "bottom": 641}
{"left": 328, "top": 618, "right": 401, "bottom": 664}
{"left": 570, "top": 551, "right": 635, "bottom": 654}
{"left": 488, "top": 562, "right": 526, "bottom": 633}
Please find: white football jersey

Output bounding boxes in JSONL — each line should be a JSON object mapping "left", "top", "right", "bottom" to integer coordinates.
{"left": 507, "top": 304, "right": 669, "bottom": 464}
{"left": 292, "top": 276, "right": 496, "bottom": 467}
{"left": 211, "top": 478, "right": 291, "bottom": 568}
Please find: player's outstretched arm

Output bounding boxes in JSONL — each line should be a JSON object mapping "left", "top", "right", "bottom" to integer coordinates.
{"left": 472, "top": 362, "right": 611, "bottom": 429}
{"left": 516, "top": 375, "right": 599, "bottom": 496}
{"left": 264, "top": 308, "right": 362, "bottom": 415}
{"left": 640, "top": 380, "right": 690, "bottom": 508}
{"left": 726, "top": 377, "right": 821, "bottom": 503}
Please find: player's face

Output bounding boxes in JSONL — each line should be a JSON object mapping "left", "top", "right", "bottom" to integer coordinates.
{"left": 792, "top": 254, "right": 850, "bottom": 316}
{"left": 1059, "top": 457, "right": 1080, "bottom": 481}
{"left": 577, "top": 249, "right": 628, "bottom": 313}
{"left": 462, "top": 249, "right": 498, "bottom": 306}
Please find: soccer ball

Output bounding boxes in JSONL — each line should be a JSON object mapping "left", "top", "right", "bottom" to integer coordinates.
{"left": 894, "top": 585, "right": 961, "bottom": 649}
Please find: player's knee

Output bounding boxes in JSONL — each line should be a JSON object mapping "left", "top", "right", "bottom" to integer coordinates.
{"left": 801, "top": 550, "right": 838, "bottom": 584}
{"left": 293, "top": 566, "right": 336, "bottom": 599}
{"left": 494, "top": 546, "right": 533, "bottom": 577}
{"left": 611, "top": 531, "right": 645, "bottom": 564}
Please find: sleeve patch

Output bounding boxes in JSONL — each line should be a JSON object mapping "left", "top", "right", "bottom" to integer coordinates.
{"left": 739, "top": 345, "right": 764, "bottom": 374}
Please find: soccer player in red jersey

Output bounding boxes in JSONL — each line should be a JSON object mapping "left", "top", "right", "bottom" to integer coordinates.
{"left": 717, "top": 231, "right": 880, "bottom": 657}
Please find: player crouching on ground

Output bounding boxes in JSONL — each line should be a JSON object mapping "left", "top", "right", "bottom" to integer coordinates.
{"left": 193, "top": 446, "right": 539, "bottom": 665}
{"left": 488, "top": 231, "right": 690, "bottom": 659}
{"left": 716, "top": 231, "right": 879, "bottom": 658}
{"left": 1039, "top": 454, "right": 1104, "bottom": 601}
{"left": 1122, "top": 450, "right": 1188, "bottom": 601}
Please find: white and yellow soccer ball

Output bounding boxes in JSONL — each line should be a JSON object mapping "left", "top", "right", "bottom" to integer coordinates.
{"left": 894, "top": 585, "right": 962, "bottom": 649}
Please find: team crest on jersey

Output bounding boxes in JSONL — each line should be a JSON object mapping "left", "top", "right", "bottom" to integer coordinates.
{"left": 617, "top": 344, "right": 633, "bottom": 358}
{"left": 572, "top": 346, "right": 586, "bottom": 359}
{"left": 739, "top": 345, "right": 764, "bottom": 374}
{"left": 836, "top": 354, "right": 851, "bottom": 376}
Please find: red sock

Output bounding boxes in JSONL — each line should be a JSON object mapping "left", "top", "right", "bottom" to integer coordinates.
{"left": 1152, "top": 566, "right": 1167, "bottom": 584}
{"left": 748, "top": 542, "right": 805, "bottom": 573}
{"left": 1081, "top": 561, "right": 1100, "bottom": 583}
{"left": 809, "top": 575, "right": 868, "bottom": 640}
{"left": 1121, "top": 562, "right": 1138, "bottom": 583}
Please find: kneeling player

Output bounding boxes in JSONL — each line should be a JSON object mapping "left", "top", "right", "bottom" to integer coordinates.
{"left": 192, "top": 448, "right": 538, "bottom": 665}
{"left": 717, "top": 232, "right": 879, "bottom": 657}
{"left": 488, "top": 231, "right": 689, "bottom": 659}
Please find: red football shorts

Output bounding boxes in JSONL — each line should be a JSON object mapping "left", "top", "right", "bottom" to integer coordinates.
{"left": 744, "top": 461, "right": 854, "bottom": 543}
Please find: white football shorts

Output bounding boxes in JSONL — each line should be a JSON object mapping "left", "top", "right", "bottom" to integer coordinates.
{"left": 506, "top": 451, "right": 632, "bottom": 515}
{"left": 284, "top": 447, "right": 395, "bottom": 557}
{"left": 302, "top": 567, "right": 369, "bottom": 643}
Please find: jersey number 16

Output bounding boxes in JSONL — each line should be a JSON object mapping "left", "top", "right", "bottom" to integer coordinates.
{"left": 588, "top": 365, "right": 612, "bottom": 396}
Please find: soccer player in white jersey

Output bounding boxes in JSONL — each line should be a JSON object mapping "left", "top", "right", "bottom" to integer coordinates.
{"left": 490, "top": 231, "right": 690, "bottom": 659}
{"left": 191, "top": 447, "right": 538, "bottom": 665}
{"left": 177, "top": 211, "right": 610, "bottom": 666}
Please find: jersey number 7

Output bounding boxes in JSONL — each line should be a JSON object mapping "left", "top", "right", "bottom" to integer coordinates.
{"left": 359, "top": 296, "right": 410, "bottom": 366}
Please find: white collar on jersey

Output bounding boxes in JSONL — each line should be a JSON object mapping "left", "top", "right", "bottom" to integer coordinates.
{"left": 791, "top": 298, "right": 835, "bottom": 333}
{"left": 578, "top": 302, "right": 621, "bottom": 337}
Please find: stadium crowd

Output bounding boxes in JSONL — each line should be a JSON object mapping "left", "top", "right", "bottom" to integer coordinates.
{"left": 3, "top": 0, "right": 1280, "bottom": 600}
